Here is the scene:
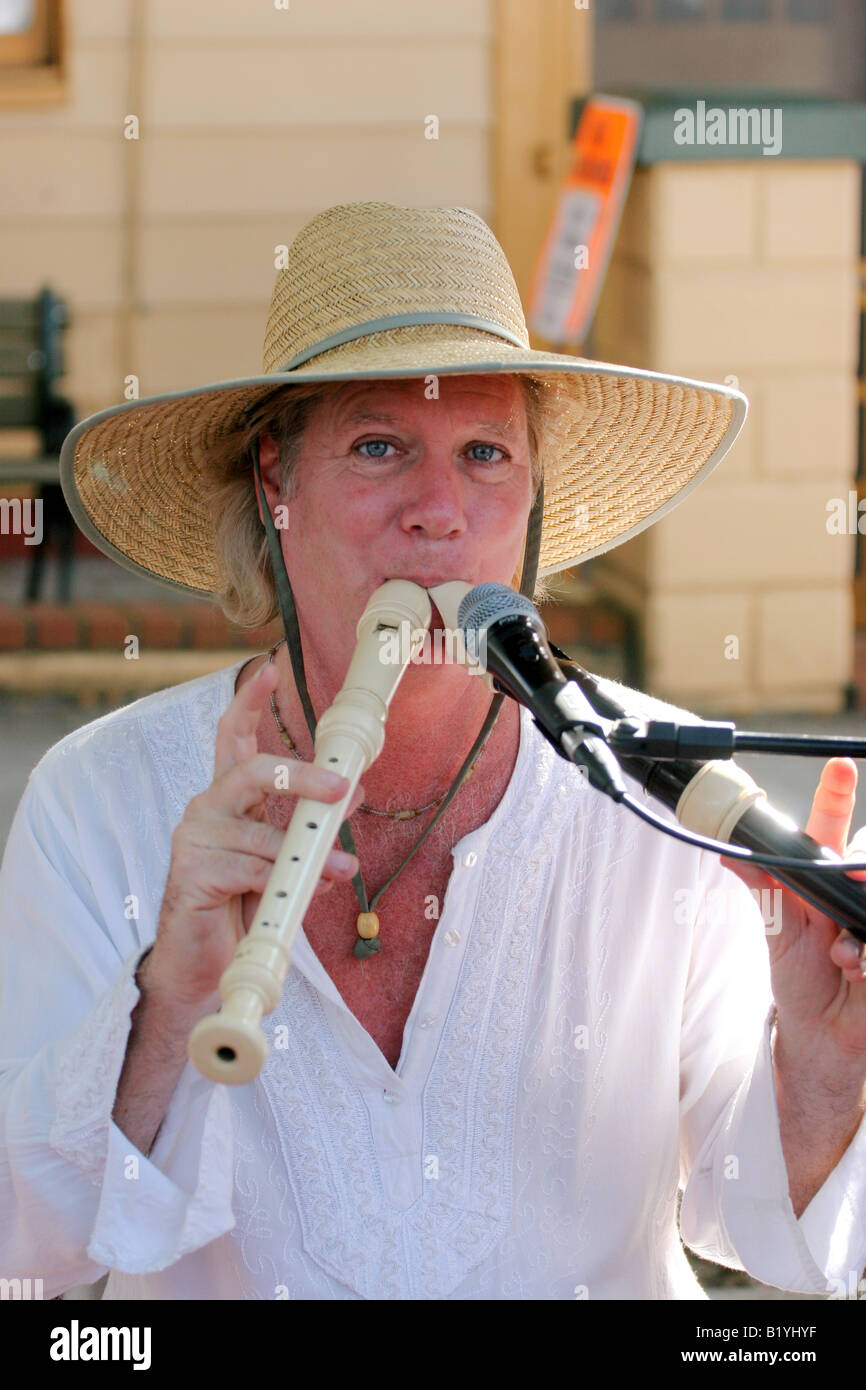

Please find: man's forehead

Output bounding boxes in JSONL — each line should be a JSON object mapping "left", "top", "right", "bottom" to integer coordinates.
{"left": 325, "top": 375, "right": 524, "bottom": 431}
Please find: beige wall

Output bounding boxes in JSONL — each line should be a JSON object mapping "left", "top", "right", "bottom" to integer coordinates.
{"left": 0, "top": 0, "right": 494, "bottom": 420}
{"left": 593, "top": 159, "right": 862, "bottom": 714}
{"left": 7, "top": 1, "right": 854, "bottom": 712}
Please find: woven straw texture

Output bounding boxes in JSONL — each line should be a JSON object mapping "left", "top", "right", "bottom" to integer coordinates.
{"left": 61, "top": 202, "right": 739, "bottom": 596}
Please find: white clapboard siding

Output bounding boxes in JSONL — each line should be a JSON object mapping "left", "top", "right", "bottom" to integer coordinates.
{"left": 147, "top": 42, "right": 490, "bottom": 128}
{"left": 133, "top": 307, "right": 276, "bottom": 397}
{"left": 1, "top": 0, "right": 495, "bottom": 413}
{"left": 0, "top": 225, "right": 124, "bottom": 308}
{"left": 148, "top": 0, "right": 492, "bottom": 40}
{"left": 61, "top": 310, "right": 124, "bottom": 412}
{"left": 141, "top": 130, "right": 488, "bottom": 217}
{"left": 0, "top": 133, "right": 122, "bottom": 217}
{"left": 70, "top": 0, "right": 133, "bottom": 41}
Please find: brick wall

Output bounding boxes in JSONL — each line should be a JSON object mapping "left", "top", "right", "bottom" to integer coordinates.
{"left": 0, "top": 595, "right": 626, "bottom": 658}
{"left": 0, "top": 601, "right": 273, "bottom": 652}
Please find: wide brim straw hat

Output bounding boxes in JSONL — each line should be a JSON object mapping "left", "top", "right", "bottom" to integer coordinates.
{"left": 59, "top": 200, "right": 747, "bottom": 599}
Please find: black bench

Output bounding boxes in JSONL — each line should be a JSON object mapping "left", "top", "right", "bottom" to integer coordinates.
{"left": 0, "top": 286, "right": 77, "bottom": 602}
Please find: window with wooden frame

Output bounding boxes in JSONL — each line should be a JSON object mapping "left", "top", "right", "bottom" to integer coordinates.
{"left": 0, "top": 0, "right": 66, "bottom": 107}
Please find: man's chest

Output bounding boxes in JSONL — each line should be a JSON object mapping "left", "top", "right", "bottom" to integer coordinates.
{"left": 246, "top": 699, "right": 522, "bottom": 1070}
{"left": 301, "top": 839, "right": 458, "bottom": 1070}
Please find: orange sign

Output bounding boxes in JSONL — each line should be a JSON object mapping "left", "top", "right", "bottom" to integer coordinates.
{"left": 528, "top": 95, "right": 643, "bottom": 345}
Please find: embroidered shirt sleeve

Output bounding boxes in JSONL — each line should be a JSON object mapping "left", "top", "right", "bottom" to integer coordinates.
{"left": 0, "top": 746, "right": 235, "bottom": 1293}
{"left": 677, "top": 851, "right": 866, "bottom": 1293}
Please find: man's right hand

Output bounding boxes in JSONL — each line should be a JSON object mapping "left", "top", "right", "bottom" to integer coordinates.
{"left": 143, "top": 660, "right": 362, "bottom": 1014}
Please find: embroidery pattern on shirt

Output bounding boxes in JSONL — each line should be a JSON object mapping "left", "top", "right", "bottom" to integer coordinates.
{"left": 240, "top": 715, "right": 557, "bottom": 1300}
{"left": 475, "top": 778, "right": 632, "bottom": 1299}
{"left": 50, "top": 957, "right": 142, "bottom": 1185}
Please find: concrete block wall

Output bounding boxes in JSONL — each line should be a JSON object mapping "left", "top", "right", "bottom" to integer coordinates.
{"left": 592, "top": 159, "right": 862, "bottom": 714}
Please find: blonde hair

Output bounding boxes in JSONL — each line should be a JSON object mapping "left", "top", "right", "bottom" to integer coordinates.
{"left": 208, "top": 374, "right": 558, "bottom": 629}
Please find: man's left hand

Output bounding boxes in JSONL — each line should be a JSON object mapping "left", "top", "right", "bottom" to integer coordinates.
{"left": 723, "top": 758, "right": 866, "bottom": 1216}
{"left": 723, "top": 757, "right": 866, "bottom": 1058}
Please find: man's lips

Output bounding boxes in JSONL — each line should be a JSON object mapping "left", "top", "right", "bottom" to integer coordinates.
{"left": 376, "top": 575, "right": 466, "bottom": 588}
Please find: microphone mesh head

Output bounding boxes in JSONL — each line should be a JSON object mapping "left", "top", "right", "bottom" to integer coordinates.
{"left": 458, "top": 583, "right": 539, "bottom": 663}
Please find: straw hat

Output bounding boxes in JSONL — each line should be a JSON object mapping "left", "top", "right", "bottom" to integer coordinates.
{"left": 58, "top": 201, "right": 747, "bottom": 597}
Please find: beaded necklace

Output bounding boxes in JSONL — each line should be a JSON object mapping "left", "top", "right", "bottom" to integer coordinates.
{"left": 265, "top": 637, "right": 488, "bottom": 958}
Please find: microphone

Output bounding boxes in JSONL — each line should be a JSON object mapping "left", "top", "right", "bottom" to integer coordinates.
{"left": 454, "top": 583, "right": 627, "bottom": 799}
{"left": 429, "top": 580, "right": 866, "bottom": 941}
{"left": 558, "top": 659, "right": 866, "bottom": 944}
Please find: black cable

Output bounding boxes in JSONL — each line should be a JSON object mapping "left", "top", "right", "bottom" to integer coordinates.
{"left": 549, "top": 653, "right": 866, "bottom": 876}
{"left": 617, "top": 790, "right": 866, "bottom": 875}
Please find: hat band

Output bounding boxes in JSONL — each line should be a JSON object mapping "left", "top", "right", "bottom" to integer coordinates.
{"left": 277, "top": 311, "right": 529, "bottom": 371}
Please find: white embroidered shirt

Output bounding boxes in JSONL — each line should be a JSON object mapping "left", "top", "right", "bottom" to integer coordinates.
{"left": 1, "top": 659, "right": 865, "bottom": 1300}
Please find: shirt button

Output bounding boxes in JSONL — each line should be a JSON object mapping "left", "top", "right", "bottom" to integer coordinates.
{"left": 418, "top": 1013, "right": 437, "bottom": 1029}
{"left": 444, "top": 929, "right": 461, "bottom": 947}
{"left": 462, "top": 851, "right": 478, "bottom": 868}
{"left": 382, "top": 1089, "right": 401, "bottom": 1105}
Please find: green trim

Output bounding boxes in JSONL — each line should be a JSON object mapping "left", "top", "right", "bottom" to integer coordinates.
{"left": 280, "top": 312, "right": 528, "bottom": 368}
{"left": 571, "top": 89, "right": 866, "bottom": 163}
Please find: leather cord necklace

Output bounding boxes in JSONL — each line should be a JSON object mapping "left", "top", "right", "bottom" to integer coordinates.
{"left": 266, "top": 636, "right": 490, "bottom": 955}
{"left": 267, "top": 636, "right": 487, "bottom": 819}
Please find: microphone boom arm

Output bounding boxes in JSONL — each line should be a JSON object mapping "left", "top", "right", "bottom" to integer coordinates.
{"left": 554, "top": 649, "right": 866, "bottom": 945}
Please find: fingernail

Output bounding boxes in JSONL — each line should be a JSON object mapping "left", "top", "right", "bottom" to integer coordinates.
{"left": 322, "top": 772, "right": 348, "bottom": 790}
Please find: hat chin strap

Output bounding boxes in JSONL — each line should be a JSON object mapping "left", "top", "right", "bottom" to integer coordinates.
{"left": 252, "top": 438, "right": 543, "bottom": 912}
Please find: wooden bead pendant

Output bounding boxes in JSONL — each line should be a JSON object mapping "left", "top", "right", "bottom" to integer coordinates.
{"left": 357, "top": 912, "right": 380, "bottom": 939}
{"left": 353, "top": 911, "right": 382, "bottom": 960}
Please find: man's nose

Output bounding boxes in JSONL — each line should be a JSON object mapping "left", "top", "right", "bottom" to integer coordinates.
{"left": 399, "top": 455, "right": 468, "bottom": 538}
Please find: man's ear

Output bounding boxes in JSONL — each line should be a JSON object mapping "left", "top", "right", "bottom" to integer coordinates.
{"left": 255, "top": 431, "right": 285, "bottom": 525}
{"left": 258, "top": 431, "right": 281, "bottom": 482}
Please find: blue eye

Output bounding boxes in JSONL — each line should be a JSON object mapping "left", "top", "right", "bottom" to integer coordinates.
{"left": 468, "top": 443, "right": 505, "bottom": 463}
{"left": 352, "top": 439, "right": 507, "bottom": 464}
{"left": 356, "top": 439, "right": 392, "bottom": 458}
